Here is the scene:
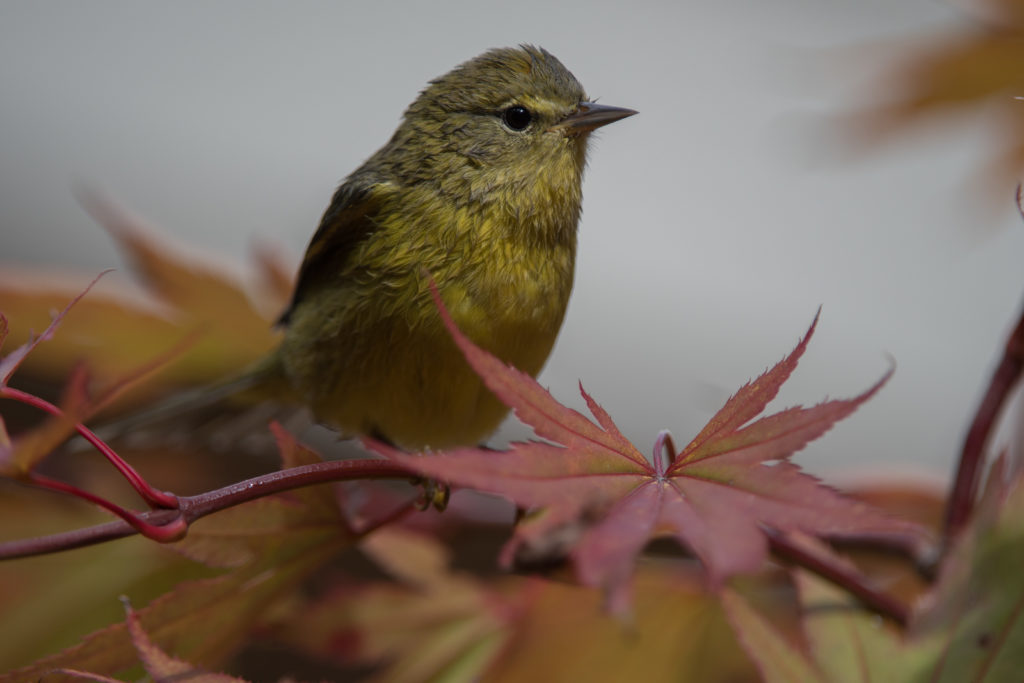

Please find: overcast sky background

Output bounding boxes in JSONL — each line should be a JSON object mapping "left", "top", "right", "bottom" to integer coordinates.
{"left": 2, "top": 1, "right": 1021, "bottom": 486}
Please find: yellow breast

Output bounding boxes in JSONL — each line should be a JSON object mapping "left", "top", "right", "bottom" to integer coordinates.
{"left": 279, "top": 191, "right": 577, "bottom": 450}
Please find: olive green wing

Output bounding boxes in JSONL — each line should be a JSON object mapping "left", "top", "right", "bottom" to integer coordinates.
{"left": 277, "top": 181, "right": 386, "bottom": 326}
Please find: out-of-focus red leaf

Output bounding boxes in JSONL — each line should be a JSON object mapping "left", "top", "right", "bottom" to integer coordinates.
{"left": 0, "top": 316, "right": 9, "bottom": 453}
{"left": 847, "top": 3, "right": 1024, "bottom": 198}
{"left": 278, "top": 528, "right": 760, "bottom": 683}
{"left": 2, "top": 428, "right": 359, "bottom": 681}
{"left": 77, "top": 193, "right": 283, "bottom": 354}
{"left": 123, "top": 600, "right": 248, "bottom": 683}
{"left": 0, "top": 484, "right": 218, "bottom": 674}
{"left": 0, "top": 195, "right": 293, "bottom": 399}
{"left": 370, "top": 295, "right": 931, "bottom": 612}
{"left": 910, "top": 455, "right": 1024, "bottom": 680}
{"left": 725, "top": 459, "right": 1024, "bottom": 682}
{"left": 39, "top": 669, "right": 122, "bottom": 683}
{"left": 0, "top": 275, "right": 184, "bottom": 475}
{"left": 0, "top": 277, "right": 201, "bottom": 483}
{"left": 723, "top": 571, "right": 936, "bottom": 683}
{"left": 358, "top": 524, "right": 454, "bottom": 588}
{"left": 486, "top": 569, "right": 760, "bottom": 683}
{"left": 0, "top": 273, "right": 105, "bottom": 388}
{"left": 1, "top": 340, "right": 190, "bottom": 477}
{"left": 0, "top": 365, "right": 93, "bottom": 477}
{"left": 279, "top": 527, "right": 518, "bottom": 683}
{"left": 0, "top": 413, "right": 9, "bottom": 455}
{"left": 250, "top": 241, "right": 296, "bottom": 313}
{"left": 795, "top": 572, "right": 936, "bottom": 682}
{"left": 3, "top": 518, "right": 342, "bottom": 682}
{"left": 720, "top": 586, "right": 823, "bottom": 683}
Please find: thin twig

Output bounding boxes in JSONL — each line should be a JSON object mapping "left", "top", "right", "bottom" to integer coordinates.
{"left": 767, "top": 529, "right": 910, "bottom": 627}
{"left": 943, "top": 298, "right": 1024, "bottom": 541}
{"left": 26, "top": 472, "right": 187, "bottom": 541}
{"left": 0, "top": 458, "right": 416, "bottom": 560}
{"left": 1, "top": 387, "right": 178, "bottom": 509}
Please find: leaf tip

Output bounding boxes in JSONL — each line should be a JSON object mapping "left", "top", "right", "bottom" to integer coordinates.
{"left": 804, "top": 306, "right": 822, "bottom": 344}
{"left": 860, "top": 360, "right": 895, "bottom": 405}
{"left": 75, "top": 186, "right": 131, "bottom": 240}
{"left": 426, "top": 274, "right": 477, "bottom": 360}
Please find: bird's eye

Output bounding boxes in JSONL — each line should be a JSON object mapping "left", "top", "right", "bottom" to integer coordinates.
{"left": 501, "top": 105, "right": 533, "bottom": 131}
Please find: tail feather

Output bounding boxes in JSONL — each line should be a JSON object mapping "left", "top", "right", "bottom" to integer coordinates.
{"left": 90, "top": 363, "right": 304, "bottom": 454}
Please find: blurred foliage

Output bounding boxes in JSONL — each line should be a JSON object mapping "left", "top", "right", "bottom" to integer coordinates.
{"left": 851, "top": 0, "right": 1024, "bottom": 199}
{"left": 725, "top": 456, "right": 1024, "bottom": 682}
{"left": 6, "top": 9, "right": 1024, "bottom": 675}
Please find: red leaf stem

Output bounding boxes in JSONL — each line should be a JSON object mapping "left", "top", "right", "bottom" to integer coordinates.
{"left": 1, "top": 386, "right": 179, "bottom": 509}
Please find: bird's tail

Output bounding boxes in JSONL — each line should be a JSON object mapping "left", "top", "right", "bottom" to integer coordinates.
{"left": 91, "top": 357, "right": 302, "bottom": 454}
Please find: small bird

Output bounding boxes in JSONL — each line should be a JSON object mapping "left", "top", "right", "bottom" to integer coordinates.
{"left": 269, "top": 45, "right": 635, "bottom": 450}
{"left": 113, "top": 46, "right": 634, "bottom": 454}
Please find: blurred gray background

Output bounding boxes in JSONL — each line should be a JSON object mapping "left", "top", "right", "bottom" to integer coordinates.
{"left": 2, "top": 1, "right": 1021, "bottom": 484}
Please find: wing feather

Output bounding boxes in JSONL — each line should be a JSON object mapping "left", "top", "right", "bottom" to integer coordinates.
{"left": 277, "top": 181, "right": 386, "bottom": 325}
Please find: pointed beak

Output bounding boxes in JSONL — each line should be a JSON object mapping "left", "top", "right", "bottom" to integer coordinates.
{"left": 549, "top": 102, "right": 637, "bottom": 136}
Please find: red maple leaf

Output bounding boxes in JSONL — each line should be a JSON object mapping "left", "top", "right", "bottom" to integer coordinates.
{"left": 369, "top": 291, "right": 930, "bottom": 612}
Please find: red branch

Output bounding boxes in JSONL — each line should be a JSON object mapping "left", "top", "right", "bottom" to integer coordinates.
{"left": 943, "top": 298, "right": 1024, "bottom": 540}
{"left": 766, "top": 529, "right": 910, "bottom": 627}
{"left": 0, "top": 458, "right": 416, "bottom": 560}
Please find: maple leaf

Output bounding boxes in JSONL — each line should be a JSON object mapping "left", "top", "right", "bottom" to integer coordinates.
{"left": 0, "top": 192, "right": 291, "bottom": 399}
{"left": 0, "top": 273, "right": 102, "bottom": 390}
{"left": 279, "top": 527, "right": 518, "bottom": 683}
{"left": 0, "top": 274, "right": 141, "bottom": 475}
{"left": 722, "top": 571, "right": 936, "bottom": 683}
{"left": 121, "top": 598, "right": 248, "bottom": 683}
{"left": 484, "top": 567, "right": 759, "bottom": 683}
{"left": 846, "top": 1, "right": 1024, "bottom": 197}
{"left": 0, "top": 276, "right": 194, "bottom": 521}
{"left": 0, "top": 425, "right": 380, "bottom": 679}
{"left": 1, "top": 548, "right": 332, "bottom": 682}
{"left": 909, "top": 454, "right": 1024, "bottom": 680}
{"left": 723, "top": 458, "right": 1024, "bottom": 682}
{"left": 277, "top": 527, "right": 758, "bottom": 683}
{"left": 369, "top": 292, "right": 931, "bottom": 612}
{"left": 2, "top": 440, "right": 350, "bottom": 683}
{"left": 1, "top": 327, "right": 190, "bottom": 478}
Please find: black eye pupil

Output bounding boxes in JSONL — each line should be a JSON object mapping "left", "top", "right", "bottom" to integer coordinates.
{"left": 502, "top": 105, "right": 532, "bottom": 131}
